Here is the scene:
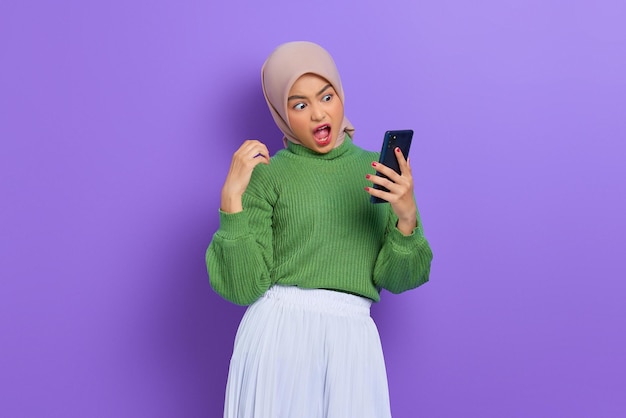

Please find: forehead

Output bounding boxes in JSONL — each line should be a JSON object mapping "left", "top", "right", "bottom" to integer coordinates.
{"left": 288, "top": 73, "right": 333, "bottom": 95}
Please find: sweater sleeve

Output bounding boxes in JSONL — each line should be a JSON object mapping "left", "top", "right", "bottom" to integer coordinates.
{"left": 372, "top": 203, "right": 433, "bottom": 294}
{"left": 205, "top": 192, "right": 274, "bottom": 306}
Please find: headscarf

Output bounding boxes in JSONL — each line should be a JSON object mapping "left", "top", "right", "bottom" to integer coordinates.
{"left": 261, "top": 41, "right": 355, "bottom": 147}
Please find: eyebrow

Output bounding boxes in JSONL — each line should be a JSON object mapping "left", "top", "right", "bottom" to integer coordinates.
{"left": 287, "top": 84, "right": 333, "bottom": 101}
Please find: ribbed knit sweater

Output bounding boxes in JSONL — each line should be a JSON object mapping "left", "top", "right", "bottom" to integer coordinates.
{"left": 206, "top": 137, "right": 433, "bottom": 306}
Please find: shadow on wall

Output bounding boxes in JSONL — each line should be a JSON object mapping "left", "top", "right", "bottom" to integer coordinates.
{"left": 139, "top": 68, "right": 401, "bottom": 414}
{"left": 135, "top": 72, "right": 284, "bottom": 415}
{"left": 214, "top": 67, "right": 285, "bottom": 157}
{"left": 145, "top": 210, "right": 242, "bottom": 416}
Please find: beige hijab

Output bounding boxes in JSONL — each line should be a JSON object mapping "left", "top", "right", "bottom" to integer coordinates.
{"left": 261, "top": 41, "right": 355, "bottom": 147}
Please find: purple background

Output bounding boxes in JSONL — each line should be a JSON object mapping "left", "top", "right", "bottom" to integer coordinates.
{"left": 1, "top": 0, "right": 625, "bottom": 416}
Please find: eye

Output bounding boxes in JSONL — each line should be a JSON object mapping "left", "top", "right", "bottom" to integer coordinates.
{"left": 322, "top": 94, "right": 333, "bottom": 102}
{"left": 293, "top": 102, "right": 306, "bottom": 110}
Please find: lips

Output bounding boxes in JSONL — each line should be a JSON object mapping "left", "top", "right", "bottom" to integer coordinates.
{"left": 313, "top": 124, "right": 331, "bottom": 146}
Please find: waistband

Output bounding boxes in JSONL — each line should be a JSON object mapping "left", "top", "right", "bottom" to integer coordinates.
{"left": 262, "top": 285, "right": 372, "bottom": 317}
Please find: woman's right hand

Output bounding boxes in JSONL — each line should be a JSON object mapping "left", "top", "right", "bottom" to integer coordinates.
{"left": 220, "top": 140, "right": 270, "bottom": 213}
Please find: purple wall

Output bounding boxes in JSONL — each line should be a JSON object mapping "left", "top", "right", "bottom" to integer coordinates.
{"left": 1, "top": 0, "right": 625, "bottom": 416}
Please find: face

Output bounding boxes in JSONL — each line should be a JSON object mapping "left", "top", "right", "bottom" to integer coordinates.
{"left": 287, "top": 73, "right": 345, "bottom": 153}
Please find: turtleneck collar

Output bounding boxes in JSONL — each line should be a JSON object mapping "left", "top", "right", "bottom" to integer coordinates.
{"left": 286, "top": 135, "right": 356, "bottom": 160}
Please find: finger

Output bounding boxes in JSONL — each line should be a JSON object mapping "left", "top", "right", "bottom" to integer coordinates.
{"left": 243, "top": 152, "right": 269, "bottom": 168}
{"left": 238, "top": 139, "right": 262, "bottom": 153}
{"left": 371, "top": 161, "right": 401, "bottom": 183}
{"left": 364, "top": 184, "right": 387, "bottom": 199}
{"left": 253, "top": 143, "right": 270, "bottom": 162}
{"left": 365, "top": 185, "right": 397, "bottom": 203}
{"left": 253, "top": 152, "right": 270, "bottom": 164}
{"left": 254, "top": 145, "right": 271, "bottom": 164}
{"left": 237, "top": 141, "right": 270, "bottom": 163}
{"left": 238, "top": 139, "right": 266, "bottom": 152}
{"left": 394, "top": 147, "right": 411, "bottom": 175}
{"left": 366, "top": 173, "right": 401, "bottom": 194}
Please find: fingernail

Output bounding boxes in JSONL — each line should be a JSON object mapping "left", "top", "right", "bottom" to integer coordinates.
{"left": 364, "top": 187, "right": 370, "bottom": 191}
{"left": 395, "top": 147, "right": 401, "bottom": 153}
{"left": 372, "top": 162, "right": 377, "bottom": 167}
{"left": 365, "top": 174, "right": 371, "bottom": 179}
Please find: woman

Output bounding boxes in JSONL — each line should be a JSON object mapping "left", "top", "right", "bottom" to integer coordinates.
{"left": 206, "top": 41, "right": 433, "bottom": 418}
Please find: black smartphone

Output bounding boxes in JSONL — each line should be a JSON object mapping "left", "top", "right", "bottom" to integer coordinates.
{"left": 370, "top": 129, "right": 414, "bottom": 204}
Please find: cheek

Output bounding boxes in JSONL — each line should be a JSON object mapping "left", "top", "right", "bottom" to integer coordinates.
{"left": 332, "top": 101, "right": 344, "bottom": 122}
{"left": 287, "top": 112, "right": 306, "bottom": 132}
{"left": 286, "top": 109, "right": 297, "bottom": 126}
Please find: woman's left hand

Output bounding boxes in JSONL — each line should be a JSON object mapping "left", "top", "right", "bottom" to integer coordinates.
{"left": 366, "top": 147, "right": 418, "bottom": 235}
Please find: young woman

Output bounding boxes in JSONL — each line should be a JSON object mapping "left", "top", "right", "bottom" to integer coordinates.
{"left": 206, "top": 41, "right": 433, "bottom": 418}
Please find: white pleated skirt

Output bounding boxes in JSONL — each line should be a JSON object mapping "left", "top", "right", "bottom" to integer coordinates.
{"left": 224, "top": 285, "right": 392, "bottom": 418}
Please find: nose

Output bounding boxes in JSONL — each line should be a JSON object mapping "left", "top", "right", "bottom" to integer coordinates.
{"left": 310, "top": 103, "right": 325, "bottom": 121}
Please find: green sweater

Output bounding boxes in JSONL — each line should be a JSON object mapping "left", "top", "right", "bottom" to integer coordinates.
{"left": 206, "top": 137, "right": 433, "bottom": 306}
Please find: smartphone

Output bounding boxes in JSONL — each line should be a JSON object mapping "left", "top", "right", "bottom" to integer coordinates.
{"left": 371, "top": 129, "right": 414, "bottom": 204}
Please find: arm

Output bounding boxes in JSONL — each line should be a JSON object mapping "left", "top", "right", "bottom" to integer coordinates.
{"left": 367, "top": 148, "right": 433, "bottom": 292}
{"left": 205, "top": 140, "right": 274, "bottom": 305}
{"left": 372, "top": 204, "right": 433, "bottom": 293}
{"left": 206, "top": 192, "right": 274, "bottom": 305}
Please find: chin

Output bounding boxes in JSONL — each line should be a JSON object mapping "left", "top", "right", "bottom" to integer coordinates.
{"left": 313, "top": 138, "right": 335, "bottom": 152}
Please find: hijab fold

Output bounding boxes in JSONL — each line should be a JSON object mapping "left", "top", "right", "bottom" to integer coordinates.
{"left": 261, "top": 41, "right": 355, "bottom": 147}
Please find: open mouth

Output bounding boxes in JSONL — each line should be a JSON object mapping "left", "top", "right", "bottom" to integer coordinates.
{"left": 313, "top": 124, "right": 332, "bottom": 146}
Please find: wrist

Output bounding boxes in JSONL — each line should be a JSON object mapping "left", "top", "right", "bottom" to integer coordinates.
{"left": 396, "top": 217, "right": 417, "bottom": 236}
{"left": 220, "top": 190, "right": 243, "bottom": 213}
